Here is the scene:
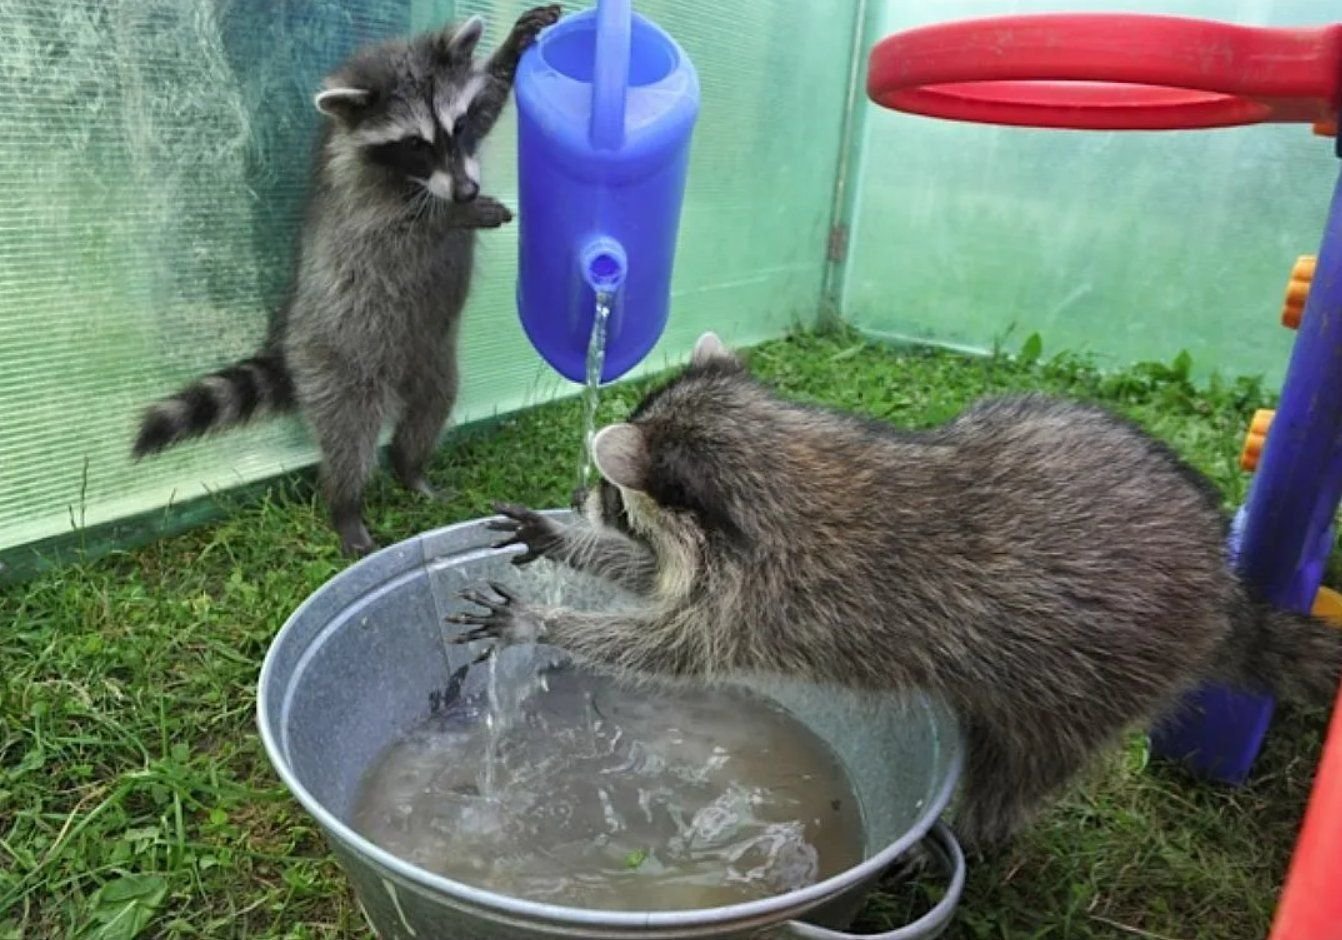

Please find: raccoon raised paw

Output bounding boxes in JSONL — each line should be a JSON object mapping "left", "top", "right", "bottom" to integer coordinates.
{"left": 447, "top": 581, "right": 544, "bottom": 645}
{"left": 511, "top": 5, "right": 562, "bottom": 49}
{"left": 487, "top": 501, "right": 561, "bottom": 564}
{"left": 467, "top": 196, "right": 513, "bottom": 229}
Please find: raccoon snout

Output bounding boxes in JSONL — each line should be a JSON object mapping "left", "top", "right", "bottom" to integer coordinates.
{"left": 453, "top": 179, "right": 479, "bottom": 203}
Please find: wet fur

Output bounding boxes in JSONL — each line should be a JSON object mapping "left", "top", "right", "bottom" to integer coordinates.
{"left": 131, "top": 7, "right": 561, "bottom": 556}
{"left": 457, "top": 334, "right": 1342, "bottom": 849}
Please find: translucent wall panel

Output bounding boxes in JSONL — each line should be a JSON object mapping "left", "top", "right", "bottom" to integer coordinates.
{"left": 845, "top": 0, "right": 1338, "bottom": 384}
{"left": 0, "top": 0, "right": 856, "bottom": 554}
{"left": 0, "top": 1, "right": 411, "bottom": 553}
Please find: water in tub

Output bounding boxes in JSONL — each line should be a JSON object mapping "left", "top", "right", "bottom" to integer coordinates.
{"left": 351, "top": 660, "right": 866, "bottom": 911}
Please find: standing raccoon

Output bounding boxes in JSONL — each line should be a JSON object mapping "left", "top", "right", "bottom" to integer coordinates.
{"left": 132, "top": 7, "right": 562, "bottom": 556}
{"left": 453, "top": 332, "right": 1342, "bottom": 848}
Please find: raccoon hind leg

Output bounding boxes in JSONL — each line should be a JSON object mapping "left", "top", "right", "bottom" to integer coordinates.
{"left": 389, "top": 357, "right": 458, "bottom": 501}
{"left": 955, "top": 713, "right": 1097, "bottom": 852}
{"left": 305, "top": 383, "right": 387, "bottom": 557}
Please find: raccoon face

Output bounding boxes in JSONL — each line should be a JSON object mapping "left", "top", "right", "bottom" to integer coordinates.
{"left": 588, "top": 333, "right": 755, "bottom": 545}
{"left": 315, "top": 17, "right": 500, "bottom": 203}
{"left": 580, "top": 478, "right": 635, "bottom": 537}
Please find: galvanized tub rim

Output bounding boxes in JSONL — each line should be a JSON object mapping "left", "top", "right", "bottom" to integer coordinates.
{"left": 257, "top": 513, "right": 964, "bottom": 931}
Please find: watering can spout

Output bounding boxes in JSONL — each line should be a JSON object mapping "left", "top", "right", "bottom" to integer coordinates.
{"left": 581, "top": 237, "right": 627, "bottom": 298}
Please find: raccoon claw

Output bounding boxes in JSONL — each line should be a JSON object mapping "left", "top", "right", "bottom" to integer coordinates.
{"left": 404, "top": 476, "right": 451, "bottom": 502}
{"left": 512, "top": 5, "right": 562, "bottom": 49}
{"left": 458, "top": 586, "right": 499, "bottom": 610}
{"left": 469, "top": 197, "right": 513, "bottom": 229}
{"left": 447, "top": 582, "right": 541, "bottom": 645}
{"left": 488, "top": 501, "right": 559, "bottom": 565}
{"left": 337, "top": 521, "right": 377, "bottom": 558}
{"left": 486, "top": 579, "right": 516, "bottom": 602}
{"left": 486, "top": 500, "right": 532, "bottom": 524}
{"left": 446, "top": 622, "right": 498, "bottom": 644}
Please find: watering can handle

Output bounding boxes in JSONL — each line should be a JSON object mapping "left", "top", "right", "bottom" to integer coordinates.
{"left": 783, "top": 822, "right": 966, "bottom": 940}
{"left": 590, "top": 0, "right": 631, "bottom": 149}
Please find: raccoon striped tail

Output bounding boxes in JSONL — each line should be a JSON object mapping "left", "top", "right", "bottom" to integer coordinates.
{"left": 1250, "top": 606, "right": 1342, "bottom": 705}
{"left": 131, "top": 351, "right": 296, "bottom": 458}
{"left": 1221, "top": 596, "right": 1342, "bottom": 707}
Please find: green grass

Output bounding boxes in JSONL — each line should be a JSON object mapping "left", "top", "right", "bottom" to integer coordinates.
{"left": 1, "top": 329, "right": 1331, "bottom": 939}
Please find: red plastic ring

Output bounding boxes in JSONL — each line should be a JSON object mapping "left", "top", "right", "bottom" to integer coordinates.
{"left": 867, "top": 14, "right": 1342, "bottom": 131}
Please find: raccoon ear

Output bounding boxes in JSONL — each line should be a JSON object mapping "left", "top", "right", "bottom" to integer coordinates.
{"left": 592, "top": 423, "right": 648, "bottom": 491}
{"left": 315, "top": 87, "right": 372, "bottom": 122}
{"left": 690, "top": 331, "right": 741, "bottom": 369}
{"left": 441, "top": 15, "right": 484, "bottom": 58}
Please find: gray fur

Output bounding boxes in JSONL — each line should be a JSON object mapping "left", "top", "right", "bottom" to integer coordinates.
{"left": 132, "top": 6, "right": 562, "bottom": 556}
{"left": 455, "top": 332, "right": 1342, "bottom": 849}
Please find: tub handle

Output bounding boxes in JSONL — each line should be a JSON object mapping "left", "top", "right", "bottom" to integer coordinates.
{"left": 783, "top": 821, "right": 965, "bottom": 940}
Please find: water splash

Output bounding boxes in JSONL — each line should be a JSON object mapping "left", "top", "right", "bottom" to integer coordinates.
{"left": 481, "top": 652, "right": 502, "bottom": 797}
{"left": 476, "top": 563, "right": 570, "bottom": 800}
{"left": 353, "top": 667, "right": 865, "bottom": 911}
{"left": 578, "top": 291, "right": 613, "bottom": 490}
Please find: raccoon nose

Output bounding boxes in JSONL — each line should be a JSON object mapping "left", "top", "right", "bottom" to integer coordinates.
{"left": 453, "top": 179, "right": 479, "bottom": 203}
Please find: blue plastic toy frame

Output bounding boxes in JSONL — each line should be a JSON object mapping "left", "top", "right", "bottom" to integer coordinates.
{"left": 1150, "top": 136, "right": 1342, "bottom": 783}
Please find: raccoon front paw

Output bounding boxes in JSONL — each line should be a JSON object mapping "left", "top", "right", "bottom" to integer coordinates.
{"left": 447, "top": 581, "right": 544, "bottom": 645}
{"left": 511, "top": 5, "right": 562, "bottom": 50}
{"left": 487, "top": 501, "right": 560, "bottom": 565}
{"left": 470, "top": 196, "right": 513, "bottom": 229}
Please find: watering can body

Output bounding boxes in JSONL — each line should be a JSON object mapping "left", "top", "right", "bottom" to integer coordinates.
{"left": 515, "top": 1, "right": 699, "bottom": 383}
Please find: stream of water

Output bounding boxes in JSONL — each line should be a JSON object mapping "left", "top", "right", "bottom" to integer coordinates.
{"left": 577, "top": 291, "right": 612, "bottom": 490}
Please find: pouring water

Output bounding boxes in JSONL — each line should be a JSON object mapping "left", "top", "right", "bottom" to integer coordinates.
{"left": 578, "top": 291, "right": 613, "bottom": 489}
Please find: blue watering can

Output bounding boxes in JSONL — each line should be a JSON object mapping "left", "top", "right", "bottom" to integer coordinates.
{"left": 514, "top": 0, "right": 699, "bottom": 383}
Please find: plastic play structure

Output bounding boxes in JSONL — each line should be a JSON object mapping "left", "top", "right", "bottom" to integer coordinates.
{"left": 868, "top": 14, "right": 1342, "bottom": 938}
{"left": 514, "top": 0, "right": 699, "bottom": 383}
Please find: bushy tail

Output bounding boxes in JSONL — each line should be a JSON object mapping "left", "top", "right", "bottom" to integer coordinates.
{"left": 1222, "top": 598, "right": 1342, "bottom": 706}
{"left": 132, "top": 350, "right": 295, "bottom": 458}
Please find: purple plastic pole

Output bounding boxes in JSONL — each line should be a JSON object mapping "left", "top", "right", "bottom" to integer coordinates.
{"left": 1238, "top": 162, "right": 1342, "bottom": 610}
{"left": 1151, "top": 161, "right": 1342, "bottom": 782}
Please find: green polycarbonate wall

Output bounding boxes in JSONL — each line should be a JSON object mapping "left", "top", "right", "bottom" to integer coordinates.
{"left": 3, "top": 0, "right": 1337, "bottom": 562}
{"left": 844, "top": 0, "right": 1338, "bottom": 383}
